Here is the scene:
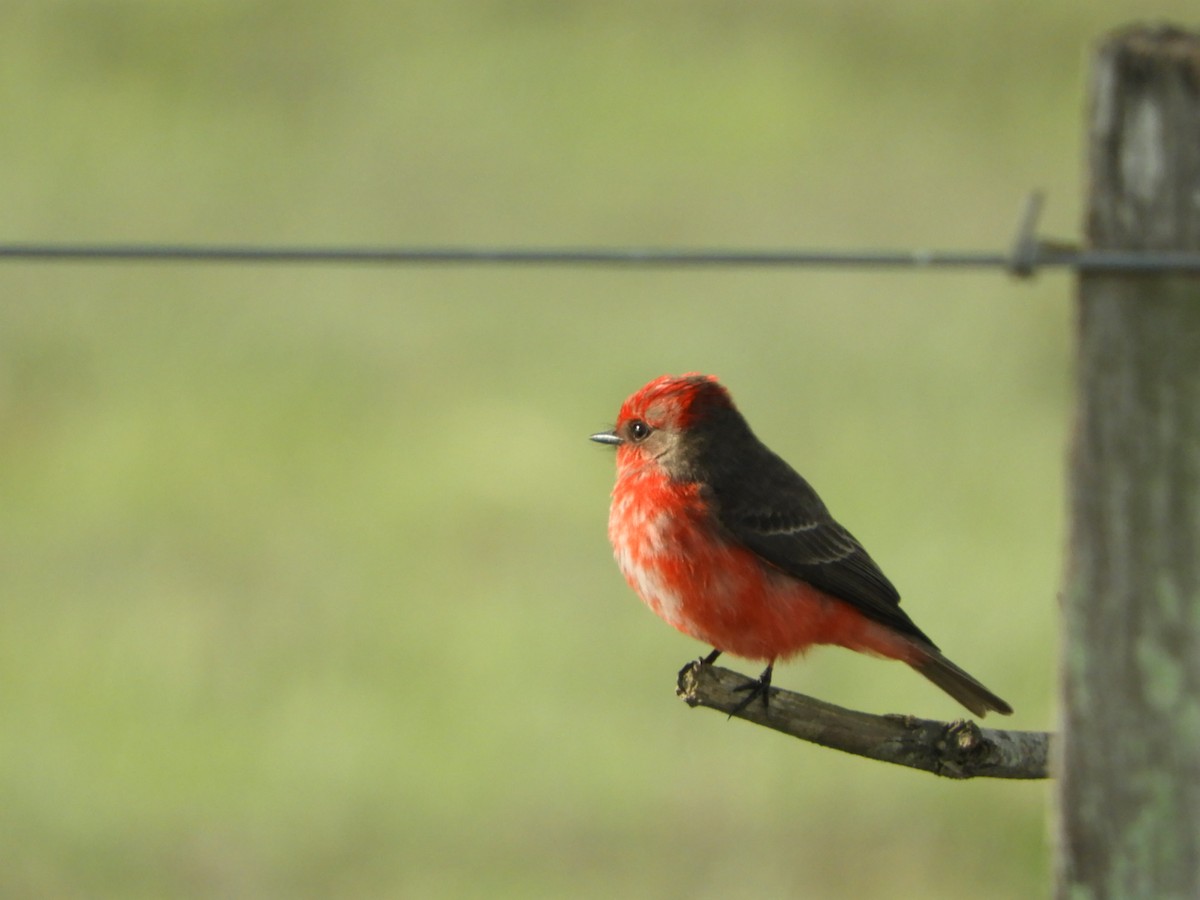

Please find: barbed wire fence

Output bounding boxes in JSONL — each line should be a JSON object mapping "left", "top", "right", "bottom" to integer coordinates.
{"left": 4, "top": 193, "right": 1200, "bottom": 276}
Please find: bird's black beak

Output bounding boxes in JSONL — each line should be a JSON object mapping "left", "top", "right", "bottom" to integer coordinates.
{"left": 590, "top": 429, "right": 623, "bottom": 446}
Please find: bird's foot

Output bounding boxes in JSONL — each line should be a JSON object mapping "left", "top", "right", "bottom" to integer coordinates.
{"left": 729, "top": 663, "right": 774, "bottom": 717}
{"left": 678, "top": 648, "right": 722, "bottom": 681}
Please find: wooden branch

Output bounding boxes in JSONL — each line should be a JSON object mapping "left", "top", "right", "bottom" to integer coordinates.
{"left": 676, "top": 660, "right": 1052, "bottom": 780}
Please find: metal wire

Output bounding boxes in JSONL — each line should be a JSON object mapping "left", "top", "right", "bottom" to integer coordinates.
{"left": 1, "top": 242, "right": 1199, "bottom": 274}
{"left": 2, "top": 195, "right": 1198, "bottom": 274}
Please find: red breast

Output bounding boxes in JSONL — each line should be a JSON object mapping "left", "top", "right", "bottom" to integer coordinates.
{"left": 608, "top": 462, "right": 917, "bottom": 664}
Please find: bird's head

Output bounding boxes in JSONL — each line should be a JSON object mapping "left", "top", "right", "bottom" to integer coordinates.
{"left": 590, "top": 373, "right": 737, "bottom": 474}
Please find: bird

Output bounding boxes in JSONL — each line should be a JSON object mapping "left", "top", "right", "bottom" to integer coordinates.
{"left": 590, "top": 373, "right": 1012, "bottom": 717}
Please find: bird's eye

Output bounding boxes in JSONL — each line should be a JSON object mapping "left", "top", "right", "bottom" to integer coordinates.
{"left": 628, "top": 419, "right": 652, "bottom": 441}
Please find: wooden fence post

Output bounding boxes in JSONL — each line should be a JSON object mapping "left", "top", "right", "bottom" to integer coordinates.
{"left": 1059, "top": 26, "right": 1200, "bottom": 897}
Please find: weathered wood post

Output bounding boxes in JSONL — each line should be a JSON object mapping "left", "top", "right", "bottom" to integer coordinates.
{"left": 1060, "top": 26, "right": 1200, "bottom": 897}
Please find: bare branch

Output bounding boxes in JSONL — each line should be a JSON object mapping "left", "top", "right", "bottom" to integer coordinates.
{"left": 676, "top": 660, "right": 1052, "bottom": 780}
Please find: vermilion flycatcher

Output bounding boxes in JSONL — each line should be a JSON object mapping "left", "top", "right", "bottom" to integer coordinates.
{"left": 591, "top": 373, "right": 1012, "bottom": 717}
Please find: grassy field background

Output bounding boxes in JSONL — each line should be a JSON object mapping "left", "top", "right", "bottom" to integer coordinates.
{"left": 2, "top": 4, "right": 1192, "bottom": 897}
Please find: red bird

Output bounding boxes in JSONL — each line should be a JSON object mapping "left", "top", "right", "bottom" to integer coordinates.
{"left": 591, "top": 373, "right": 1011, "bottom": 717}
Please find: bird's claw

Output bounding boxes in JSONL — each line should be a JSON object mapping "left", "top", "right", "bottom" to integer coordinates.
{"left": 729, "top": 664, "right": 774, "bottom": 717}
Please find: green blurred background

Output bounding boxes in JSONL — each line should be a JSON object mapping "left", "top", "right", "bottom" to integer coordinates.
{"left": 2, "top": 3, "right": 1189, "bottom": 897}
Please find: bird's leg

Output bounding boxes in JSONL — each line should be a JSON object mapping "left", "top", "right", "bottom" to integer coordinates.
{"left": 730, "top": 662, "right": 774, "bottom": 715}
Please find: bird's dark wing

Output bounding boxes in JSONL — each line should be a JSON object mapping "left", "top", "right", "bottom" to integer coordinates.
{"left": 706, "top": 449, "right": 935, "bottom": 647}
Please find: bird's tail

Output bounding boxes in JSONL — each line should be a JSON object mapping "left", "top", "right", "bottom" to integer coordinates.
{"left": 910, "top": 646, "right": 1013, "bottom": 717}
